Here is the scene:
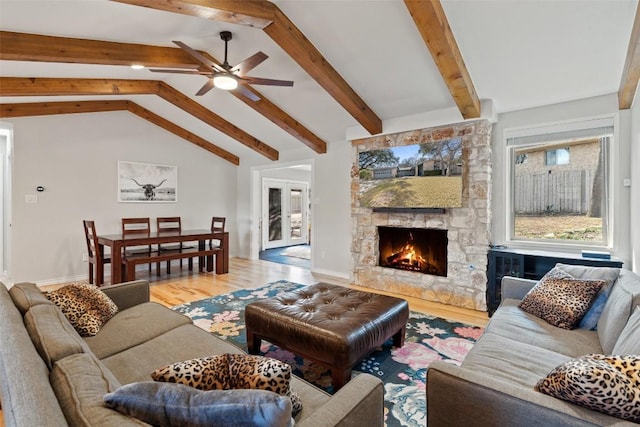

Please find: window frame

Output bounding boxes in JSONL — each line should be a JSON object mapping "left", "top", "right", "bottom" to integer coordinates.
{"left": 504, "top": 115, "right": 615, "bottom": 250}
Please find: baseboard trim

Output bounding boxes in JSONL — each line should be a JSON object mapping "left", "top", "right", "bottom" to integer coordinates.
{"left": 310, "top": 268, "right": 350, "bottom": 283}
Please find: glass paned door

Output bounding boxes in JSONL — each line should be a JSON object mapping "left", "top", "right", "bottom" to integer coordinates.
{"left": 268, "top": 187, "right": 283, "bottom": 242}
{"left": 262, "top": 179, "right": 308, "bottom": 250}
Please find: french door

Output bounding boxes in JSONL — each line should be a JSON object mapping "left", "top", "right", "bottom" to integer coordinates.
{"left": 262, "top": 179, "right": 309, "bottom": 250}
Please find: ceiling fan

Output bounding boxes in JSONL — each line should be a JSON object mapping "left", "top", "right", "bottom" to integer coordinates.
{"left": 149, "top": 31, "right": 293, "bottom": 101}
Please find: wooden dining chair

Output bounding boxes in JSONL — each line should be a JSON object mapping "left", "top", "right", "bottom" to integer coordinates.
{"left": 82, "top": 220, "right": 111, "bottom": 286}
{"left": 210, "top": 217, "right": 226, "bottom": 250}
{"left": 121, "top": 217, "right": 155, "bottom": 273}
{"left": 156, "top": 216, "right": 194, "bottom": 274}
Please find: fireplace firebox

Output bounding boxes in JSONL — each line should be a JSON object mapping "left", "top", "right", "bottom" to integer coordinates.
{"left": 378, "top": 226, "right": 447, "bottom": 276}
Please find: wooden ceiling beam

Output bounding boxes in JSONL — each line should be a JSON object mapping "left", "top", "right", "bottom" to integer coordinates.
{"left": 0, "top": 99, "right": 240, "bottom": 164}
{"left": 226, "top": 83, "right": 327, "bottom": 154}
{"left": 0, "top": 77, "right": 160, "bottom": 96}
{"left": 0, "top": 31, "right": 326, "bottom": 154}
{"left": 156, "top": 82, "right": 278, "bottom": 160}
{"left": 112, "top": 0, "right": 383, "bottom": 135}
{"left": 0, "top": 31, "right": 198, "bottom": 68}
{"left": 619, "top": 3, "right": 640, "bottom": 109}
{"left": 126, "top": 102, "right": 240, "bottom": 164}
{"left": 0, "top": 77, "right": 277, "bottom": 160}
{"left": 263, "top": 8, "right": 382, "bottom": 135}
{"left": 404, "top": 0, "right": 480, "bottom": 119}
{"left": 0, "top": 100, "right": 128, "bottom": 117}
{"left": 112, "top": 0, "right": 275, "bottom": 28}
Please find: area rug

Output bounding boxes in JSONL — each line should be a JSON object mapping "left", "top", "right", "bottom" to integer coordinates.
{"left": 172, "top": 280, "right": 483, "bottom": 427}
{"left": 279, "top": 245, "right": 311, "bottom": 260}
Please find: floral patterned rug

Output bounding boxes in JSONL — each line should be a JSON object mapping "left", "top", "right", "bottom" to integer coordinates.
{"left": 172, "top": 280, "right": 483, "bottom": 427}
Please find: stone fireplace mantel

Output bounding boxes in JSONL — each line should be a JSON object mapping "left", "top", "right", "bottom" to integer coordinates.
{"left": 350, "top": 120, "right": 492, "bottom": 311}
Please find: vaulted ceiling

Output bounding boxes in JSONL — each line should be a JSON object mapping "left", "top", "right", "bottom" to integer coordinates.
{"left": 1, "top": 0, "right": 638, "bottom": 165}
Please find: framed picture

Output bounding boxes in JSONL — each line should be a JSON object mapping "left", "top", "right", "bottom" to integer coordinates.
{"left": 118, "top": 161, "right": 177, "bottom": 203}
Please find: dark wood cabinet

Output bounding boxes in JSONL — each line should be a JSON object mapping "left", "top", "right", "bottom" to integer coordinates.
{"left": 487, "top": 247, "right": 623, "bottom": 315}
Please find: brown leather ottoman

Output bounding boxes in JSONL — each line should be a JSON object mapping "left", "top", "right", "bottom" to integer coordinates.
{"left": 245, "top": 282, "right": 409, "bottom": 390}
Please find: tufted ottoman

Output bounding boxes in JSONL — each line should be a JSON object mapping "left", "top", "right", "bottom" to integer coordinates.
{"left": 245, "top": 283, "right": 409, "bottom": 390}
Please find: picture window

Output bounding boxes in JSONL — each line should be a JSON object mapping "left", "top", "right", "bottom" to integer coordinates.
{"left": 506, "top": 120, "right": 613, "bottom": 247}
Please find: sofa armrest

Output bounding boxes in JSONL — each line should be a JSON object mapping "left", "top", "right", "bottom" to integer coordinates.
{"left": 427, "top": 361, "right": 630, "bottom": 426}
{"left": 297, "top": 373, "right": 384, "bottom": 427}
{"left": 99, "top": 280, "right": 150, "bottom": 311}
{"left": 501, "top": 276, "right": 537, "bottom": 302}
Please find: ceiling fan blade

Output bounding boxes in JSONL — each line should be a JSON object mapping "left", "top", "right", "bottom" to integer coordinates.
{"left": 232, "top": 84, "right": 261, "bottom": 102}
{"left": 172, "top": 41, "right": 225, "bottom": 73}
{"left": 149, "top": 69, "right": 208, "bottom": 75}
{"left": 230, "top": 51, "right": 268, "bottom": 76}
{"left": 195, "top": 79, "right": 215, "bottom": 96}
{"left": 241, "top": 76, "right": 294, "bottom": 87}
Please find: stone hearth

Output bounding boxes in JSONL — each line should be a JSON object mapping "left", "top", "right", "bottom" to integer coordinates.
{"left": 351, "top": 120, "right": 492, "bottom": 311}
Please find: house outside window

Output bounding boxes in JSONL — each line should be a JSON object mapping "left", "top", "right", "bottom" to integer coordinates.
{"left": 506, "top": 118, "right": 613, "bottom": 247}
{"left": 545, "top": 147, "right": 570, "bottom": 165}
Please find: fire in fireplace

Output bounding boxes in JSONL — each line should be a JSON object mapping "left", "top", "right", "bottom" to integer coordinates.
{"left": 378, "top": 226, "right": 447, "bottom": 276}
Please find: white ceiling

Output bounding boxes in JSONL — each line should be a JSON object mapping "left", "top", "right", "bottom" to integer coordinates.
{"left": 0, "top": 0, "right": 637, "bottom": 163}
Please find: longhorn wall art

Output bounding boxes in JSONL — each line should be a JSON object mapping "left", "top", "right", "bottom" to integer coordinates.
{"left": 118, "top": 161, "right": 177, "bottom": 203}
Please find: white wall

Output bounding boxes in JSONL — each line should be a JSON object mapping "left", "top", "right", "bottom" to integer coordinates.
{"left": 260, "top": 167, "right": 311, "bottom": 182}
{"left": 491, "top": 93, "right": 634, "bottom": 267}
{"left": 631, "top": 98, "right": 640, "bottom": 273}
{"left": 6, "top": 94, "right": 636, "bottom": 284}
{"left": 236, "top": 141, "right": 352, "bottom": 279}
{"left": 7, "top": 111, "right": 237, "bottom": 284}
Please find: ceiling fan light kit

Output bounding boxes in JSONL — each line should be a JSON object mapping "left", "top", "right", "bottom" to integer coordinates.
{"left": 149, "top": 31, "right": 293, "bottom": 99}
{"left": 213, "top": 74, "right": 238, "bottom": 90}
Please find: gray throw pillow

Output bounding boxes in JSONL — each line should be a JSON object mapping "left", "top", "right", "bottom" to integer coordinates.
{"left": 612, "top": 306, "right": 640, "bottom": 355}
{"left": 104, "top": 381, "right": 294, "bottom": 427}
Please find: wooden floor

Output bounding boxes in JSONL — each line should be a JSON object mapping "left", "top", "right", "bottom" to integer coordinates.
{"left": 112, "top": 257, "right": 489, "bottom": 327}
{"left": 0, "top": 258, "right": 488, "bottom": 426}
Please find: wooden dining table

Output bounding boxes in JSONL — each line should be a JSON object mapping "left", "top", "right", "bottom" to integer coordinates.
{"left": 97, "top": 229, "right": 229, "bottom": 284}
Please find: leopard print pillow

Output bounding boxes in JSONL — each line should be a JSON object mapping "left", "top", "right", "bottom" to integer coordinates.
{"left": 519, "top": 268, "right": 605, "bottom": 329}
{"left": 151, "top": 354, "right": 303, "bottom": 417}
{"left": 536, "top": 354, "right": 640, "bottom": 422}
{"left": 45, "top": 283, "right": 118, "bottom": 337}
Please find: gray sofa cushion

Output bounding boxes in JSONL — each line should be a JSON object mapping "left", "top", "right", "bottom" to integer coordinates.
{"left": 597, "top": 273, "right": 637, "bottom": 353}
{"left": 24, "top": 303, "right": 88, "bottom": 369}
{"left": 0, "top": 284, "right": 68, "bottom": 427}
{"left": 461, "top": 333, "right": 571, "bottom": 388}
{"left": 50, "top": 353, "right": 149, "bottom": 426}
{"left": 612, "top": 305, "right": 640, "bottom": 355}
{"left": 84, "top": 302, "right": 192, "bottom": 359}
{"left": 101, "top": 324, "right": 244, "bottom": 384}
{"left": 9, "top": 282, "right": 53, "bottom": 315}
{"left": 555, "top": 263, "right": 621, "bottom": 283}
{"left": 486, "top": 300, "right": 602, "bottom": 356}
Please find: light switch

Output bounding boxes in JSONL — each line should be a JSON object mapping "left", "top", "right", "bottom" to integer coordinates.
{"left": 623, "top": 178, "right": 631, "bottom": 187}
{"left": 25, "top": 194, "right": 38, "bottom": 204}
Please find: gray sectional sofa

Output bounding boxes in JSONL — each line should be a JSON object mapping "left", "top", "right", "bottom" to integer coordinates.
{"left": 0, "top": 280, "right": 384, "bottom": 426}
{"left": 427, "top": 267, "right": 640, "bottom": 426}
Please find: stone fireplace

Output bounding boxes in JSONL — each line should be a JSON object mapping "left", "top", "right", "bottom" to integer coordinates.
{"left": 351, "top": 120, "right": 492, "bottom": 311}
